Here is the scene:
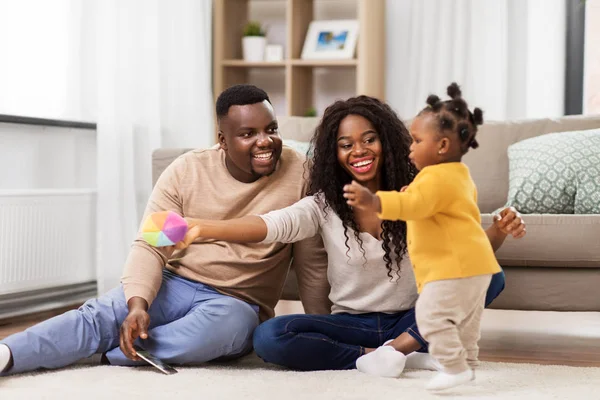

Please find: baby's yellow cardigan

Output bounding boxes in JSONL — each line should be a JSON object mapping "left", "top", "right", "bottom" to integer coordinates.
{"left": 377, "top": 162, "right": 500, "bottom": 293}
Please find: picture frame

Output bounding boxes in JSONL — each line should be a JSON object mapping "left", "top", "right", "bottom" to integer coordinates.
{"left": 301, "top": 20, "right": 359, "bottom": 60}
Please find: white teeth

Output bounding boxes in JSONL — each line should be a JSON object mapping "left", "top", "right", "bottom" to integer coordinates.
{"left": 352, "top": 160, "right": 373, "bottom": 167}
{"left": 254, "top": 152, "right": 273, "bottom": 159}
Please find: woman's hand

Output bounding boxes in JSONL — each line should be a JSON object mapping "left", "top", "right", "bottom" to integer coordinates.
{"left": 120, "top": 297, "right": 150, "bottom": 360}
{"left": 493, "top": 207, "right": 526, "bottom": 239}
{"left": 343, "top": 181, "right": 381, "bottom": 213}
{"left": 174, "top": 219, "right": 202, "bottom": 250}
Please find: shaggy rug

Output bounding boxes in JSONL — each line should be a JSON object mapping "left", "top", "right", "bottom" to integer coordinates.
{"left": 1, "top": 353, "right": 598, "bottom": 400}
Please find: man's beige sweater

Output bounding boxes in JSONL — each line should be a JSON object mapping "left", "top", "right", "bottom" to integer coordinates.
{"left": 121, "top": 146, "right": 330, "bottom": 321}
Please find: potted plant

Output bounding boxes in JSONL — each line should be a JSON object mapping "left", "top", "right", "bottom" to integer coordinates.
{"left": 242, "top": 21, "right": 267, "bottom": 62}
{"left": 304, "top": 107, "right": 317, "bottom": 117}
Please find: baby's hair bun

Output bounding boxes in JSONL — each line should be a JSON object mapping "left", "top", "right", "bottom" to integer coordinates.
{"left": 426, "top": 94, "right": 441, "bottom": 107}
{"left": 473, "top": 107, "right": 484, "bottom": 125}
{"left": 447, "top": 82, "right": 462, "bottom": 99}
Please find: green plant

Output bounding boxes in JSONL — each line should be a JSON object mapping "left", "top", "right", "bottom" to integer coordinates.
{"left": 243, "top": 21, "right": 266, "bottom": 37}
{"left": 304, "top": 107, "right": 317, "bottom": 117}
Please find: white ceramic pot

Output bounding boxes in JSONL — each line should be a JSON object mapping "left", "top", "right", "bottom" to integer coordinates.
{"left": 242, "top": 36, "right": 266, "bottom": 62}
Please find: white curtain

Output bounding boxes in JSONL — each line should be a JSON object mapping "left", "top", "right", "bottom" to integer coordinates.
{"left": 386, "top": 0, "right": 566, "bottom": 121}
{"left": 92, "top": 0, "right": 214, "bottom": 294}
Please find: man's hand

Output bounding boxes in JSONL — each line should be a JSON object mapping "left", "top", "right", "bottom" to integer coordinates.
{"left": 174, "top": 219, "right": 202, "bottom": 250}
{"left": 343, "top": 180, "right": 381, "bottom": 213}
{"left": 120, "top": 297, "right": 150, "bottom": 360}
{"left": 493, "top": 207, "right": 526, "bottom": 239}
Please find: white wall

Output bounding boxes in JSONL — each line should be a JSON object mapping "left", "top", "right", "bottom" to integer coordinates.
{"left": 0, "top": 123, "right": 96, "bottom": 190}
{"left": 0, "top": 0, "right": 96, "bottom": 187}
{"left": 0, "top": 0, "right": 95, "bottom": 122}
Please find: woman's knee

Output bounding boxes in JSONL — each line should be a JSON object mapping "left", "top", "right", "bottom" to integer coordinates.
{"left": 252, "top": 317, "right": 288, "bottom": 363}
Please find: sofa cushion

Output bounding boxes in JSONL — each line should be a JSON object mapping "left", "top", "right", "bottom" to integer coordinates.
{"left": 152, "top": 148, "right": 192, "bottom": 186}
{"left": 489, "top": 266, "right": 600, "bottom": 311}
{"left": 461, "top": 115, "right": 600, "bottom": 213}
{"left": 481, "top": 213, "right": 600, "bottom": 268}
{"left": 503, "top": 129, "right": 600, "bottom": 214}
{"left": 283, "top": 139, "right": 312, "bottom": 158}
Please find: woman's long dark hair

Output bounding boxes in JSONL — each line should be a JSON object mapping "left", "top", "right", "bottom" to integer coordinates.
{"left": 307, "top": 96, "right": 416, "bottom": 279}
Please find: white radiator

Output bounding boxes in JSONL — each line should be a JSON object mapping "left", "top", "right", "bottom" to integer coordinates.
{"left": 0, "top": 189, "right": 97, "bottom": 318}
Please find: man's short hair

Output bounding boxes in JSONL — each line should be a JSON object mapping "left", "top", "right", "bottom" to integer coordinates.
{"left": 215, "top": 84, "right": 271, "bottom": 120}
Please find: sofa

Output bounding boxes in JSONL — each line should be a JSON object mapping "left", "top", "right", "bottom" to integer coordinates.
{"left": 153, "top": 114, "right": 600, "bottom": 364}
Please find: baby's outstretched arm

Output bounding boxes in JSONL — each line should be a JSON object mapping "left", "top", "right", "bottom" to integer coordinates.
{"left": 176, "top": 216, "right": 268, "bottom": 249}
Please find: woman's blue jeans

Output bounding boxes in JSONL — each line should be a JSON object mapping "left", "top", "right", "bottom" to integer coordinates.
{"left": 253, "top": 270, "right": 505, "bottom": 371}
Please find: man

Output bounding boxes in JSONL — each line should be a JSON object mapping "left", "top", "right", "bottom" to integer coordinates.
{"left": 0, "top": 84, "right": 330, "bottom": 375}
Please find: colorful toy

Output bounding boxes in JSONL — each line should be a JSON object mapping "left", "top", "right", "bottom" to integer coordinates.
{"left": 142, "top": 211, "right": 188, "bottom": 247}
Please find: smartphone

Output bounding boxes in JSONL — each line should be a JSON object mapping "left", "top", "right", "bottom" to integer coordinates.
{"left": 133, "top": 345, "right": 178, "bottom": 375}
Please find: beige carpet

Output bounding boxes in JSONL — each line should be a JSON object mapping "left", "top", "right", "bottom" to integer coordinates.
{"left": 1, "top": 354, "right": 599, "bottom": 400}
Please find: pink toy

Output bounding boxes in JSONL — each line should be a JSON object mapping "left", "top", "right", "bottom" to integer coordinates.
{"left": 142, "top": 211, "right": 188, "bottom": 247}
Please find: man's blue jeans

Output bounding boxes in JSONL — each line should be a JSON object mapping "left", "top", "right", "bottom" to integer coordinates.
{"left": 1, "top": 269, "right": 259, "bottom": 375}
{"left": 253, "top": 270, "right": 505, "bottom": 371}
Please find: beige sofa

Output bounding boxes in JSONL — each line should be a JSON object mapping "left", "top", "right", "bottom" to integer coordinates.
{"left": 153, "top": 114, "right": 600, "bottom": 364}
{"left": 154, "top": 114, "right": 600, "bottom": 311}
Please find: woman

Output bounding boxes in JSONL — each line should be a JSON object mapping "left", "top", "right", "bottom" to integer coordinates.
{"left": 178, "top": 96, "right": 525, "bottom": 374}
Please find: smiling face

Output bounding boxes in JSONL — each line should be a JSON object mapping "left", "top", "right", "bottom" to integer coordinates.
{"left": 336, "top": 114, "right": 383, "bottom": 191}
{"left": 218, "top": 100, "right": 283, "bottom": 183}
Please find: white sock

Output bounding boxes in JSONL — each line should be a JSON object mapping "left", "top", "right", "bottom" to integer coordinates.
{"left": 405, "top": 351, "right": 442, "bottom": 371}
{"left": 0, "top": 344, "right": 11, "bottom": 373}
{"left": 426, "top": 369, "right": 474, "bottom": 391}
{"left": 356, "top": 341, "right": 406, "bottom": 378}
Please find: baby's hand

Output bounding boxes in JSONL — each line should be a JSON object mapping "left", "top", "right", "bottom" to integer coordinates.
{"left": 493, "top": 207, "right": 526, "bottom": 239}
{"left": 343, "top": 181, "right": 381, "bottom": 213}
{"left": 400, "top": 186, "right": 409, "bottom": 192}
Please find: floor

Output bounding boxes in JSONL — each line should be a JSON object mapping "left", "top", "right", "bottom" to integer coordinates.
{"left": 4, "top": 353, "right": 599, "bottom": 400}
{"left": 2, "top": 302, "right": 599, "bottom": 368}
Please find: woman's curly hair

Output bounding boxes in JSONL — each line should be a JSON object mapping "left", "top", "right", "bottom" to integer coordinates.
{"left": 306, "top": 95, "right": 416, "bottom": 279}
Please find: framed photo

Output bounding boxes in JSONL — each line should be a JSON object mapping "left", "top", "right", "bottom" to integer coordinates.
{"left": 301, "top": 20, "right": 359, "bottom": 60}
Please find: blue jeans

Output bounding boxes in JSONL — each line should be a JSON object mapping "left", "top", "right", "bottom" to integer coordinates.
{"left": 253, "top": 270, "right": 505, "bottom": 371}
{"left": 1, "top": 269, "right": 259, "bottom": 375}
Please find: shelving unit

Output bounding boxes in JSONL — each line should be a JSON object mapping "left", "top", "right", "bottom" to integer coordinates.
{"left": 213, "top": 0, "right": 385, "bottom": 117}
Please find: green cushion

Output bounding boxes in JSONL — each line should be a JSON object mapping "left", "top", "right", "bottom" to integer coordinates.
{"left": 505, "top": 129, "right": 600, "bottom": 214}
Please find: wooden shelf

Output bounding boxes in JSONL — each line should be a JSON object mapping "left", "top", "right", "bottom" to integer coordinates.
{"left": 213, "top": 0, "right": 385, "bottom": 117}
{"left": 222, "top": 59, "right": 358, "bottom": 68}
{"left": 222, "top": 60, "right": 286, "bottom": 67}
{"left": 290, "top": 59, "right": 358, "bottom": 67}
